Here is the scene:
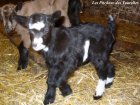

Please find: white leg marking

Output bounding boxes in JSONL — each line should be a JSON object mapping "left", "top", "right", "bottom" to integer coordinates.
{"left": 83, "top": 40, "right": 90, "bottom": 62}
{"left": 106, "top": 77, "right": 114, "bottom": 85}
{"left": 95, "top": 79, "right": 106, "bottom": 96}
{"left": 29, "top": 21, "right": 45, "bottom": 31}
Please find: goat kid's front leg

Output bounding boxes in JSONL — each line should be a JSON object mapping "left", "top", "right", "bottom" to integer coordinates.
{"left": 44, "top": 85, "right": 56, "bottom": 105}
{"left": 57, "top": 66, "right": 73, "bottom": 97}
{"left": 44, "top": 67, "right": 58, "bottom": 105}
{"left": 17, "top": 42, "right": 28, "bottom": 70}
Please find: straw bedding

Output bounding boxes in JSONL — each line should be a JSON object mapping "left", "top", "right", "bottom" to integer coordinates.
{"left": 0, "top": 15, "right": 140, "bottom": 105}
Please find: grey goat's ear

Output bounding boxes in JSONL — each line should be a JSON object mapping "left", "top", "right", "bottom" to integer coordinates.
{"left": 51, "top": 11, "right": 61, "bottom": 22}
{"left": 12, "top": 11, "right": 29, "bottom": 28}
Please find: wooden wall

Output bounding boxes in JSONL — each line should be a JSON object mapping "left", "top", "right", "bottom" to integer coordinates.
{"left": 81, "top": 0, "right": 140, "bottom": 24}
{"left": 0, "top": 0, "right": 139, "bottom": 24}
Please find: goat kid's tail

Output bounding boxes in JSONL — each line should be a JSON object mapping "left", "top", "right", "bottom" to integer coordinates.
{"left": 107, "top": 15, "right": 116, "bottom": 36}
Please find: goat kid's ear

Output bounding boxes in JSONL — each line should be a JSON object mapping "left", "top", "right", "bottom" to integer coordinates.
{"left": 51, "top": 11, "right": 61, "bottom": 22}
{"left": 12, "top": 11, "right": 29, "bottom": 28}
{"left": 15, "top": 2, "right": 23, "bottom": 12}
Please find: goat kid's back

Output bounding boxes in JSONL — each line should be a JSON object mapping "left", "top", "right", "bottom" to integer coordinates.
{"left": 46, "top": 21, "right": 115, "bottom": 64}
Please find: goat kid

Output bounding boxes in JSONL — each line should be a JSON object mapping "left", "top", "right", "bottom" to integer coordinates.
{"left": 1, "top": 0, "right": 81, "bottom": 70}
{"left": 13, "top": 11, "right": 115, "bottom": 105}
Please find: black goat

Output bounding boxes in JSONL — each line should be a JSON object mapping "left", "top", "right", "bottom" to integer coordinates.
{"left": 13, "top": 11, "right": 116, "bottom": 105}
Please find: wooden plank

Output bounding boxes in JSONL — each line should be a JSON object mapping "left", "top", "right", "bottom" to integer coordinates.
{"left": 114, "top": 40, "right": 140, "bottom": 52}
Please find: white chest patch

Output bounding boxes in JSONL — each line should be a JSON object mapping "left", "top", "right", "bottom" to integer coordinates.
{"left": 43, "top": 47, "right": 49, "bottom": 52}
{"left": 83, "top": 40, "right": 90, "bottom": 62}
{"left": 32, "top": 37, "right": 46, "bottom": 51}
{"left": 33, "top": 37, "right": 43, "bottom": 44}
{"left": 29, "top": 21, "right": 45, "bottom": 31}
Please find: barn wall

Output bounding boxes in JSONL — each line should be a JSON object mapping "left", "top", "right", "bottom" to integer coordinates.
{"left": 0, "top": 0, "right": 139, "bottom": 24}
{"left": 82, "top": 0, "right": 140, "bottom": 24}
{"left": 0, "top": 0, "right": 29, "bottom": 6}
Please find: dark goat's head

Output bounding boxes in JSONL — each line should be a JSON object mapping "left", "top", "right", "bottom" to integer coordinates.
{"left": 13, "top": 11, "right": 62, "bottom": 51}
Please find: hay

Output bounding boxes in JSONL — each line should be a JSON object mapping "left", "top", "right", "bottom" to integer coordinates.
{"left": 0, "top": 16, "right": 140, "bottom": 105}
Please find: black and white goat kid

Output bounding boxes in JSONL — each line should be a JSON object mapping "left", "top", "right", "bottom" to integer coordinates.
{"left": 13, "top": 11, "right": 116, "bottom": 105}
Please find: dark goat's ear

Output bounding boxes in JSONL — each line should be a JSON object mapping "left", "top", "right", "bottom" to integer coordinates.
{"left": 15, "top": 2, "right": 23, "bottom": 12}
{"left": 51, "top": 11, "right": 61, "bottom": 22}
{"left": 12, "top": 11, "right": 29, "bottom": 28}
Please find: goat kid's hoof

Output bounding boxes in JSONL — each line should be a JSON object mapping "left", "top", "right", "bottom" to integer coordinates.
{"left": 17, "top": 63, "right": 27, "bottom": 70}
{"left": 93, "top": 92, "right": 102, "bottom": 100}
{"left": 59, "top": 84, "right": 72, "bottom": 97}
{"left": 17, "top": 66, "right": 22, "bottom": 70}
{"left": 105, "top": 82, "right": 113, "bottom": 88}
{"left": 61, "top": 87, "right": 72, "bottom": 97}
{"left": 17, "top": 66, "right": 27, "bottom": 70}
{"left": 44, "top": 98, "right": 54, "bottom": 105}
{"left": 93, "top": 95, "right": 102, "bottom": 100}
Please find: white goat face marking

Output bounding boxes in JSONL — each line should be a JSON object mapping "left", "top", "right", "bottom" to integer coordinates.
{"left": 106, "top": 77, "right": 114, "bottom": 85}
{"left": 32, "top": 37, "right": 46, "bottom": 51}
{"left": 83, "top": 40, "right": 90, "bottom": 62}
{"left": 29, "top": 21, "right": 45, "bottom": 31}
{"left": 95, "top": 79, "right": 105, "bottom": 97}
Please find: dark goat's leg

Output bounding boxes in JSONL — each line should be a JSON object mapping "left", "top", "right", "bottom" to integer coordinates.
{"left": 105, "top": 62, "right": 115, "bottom": 88}
{"left": 17, "top": 42, "right": 28, "bottom": 70}
{"left": 56, "top": 65, "right": 73, "bottom": 97}
{"left": 68, "top": 0, "right": 81, "bottom": 26}
{"left": 44, "top": 67, "right": 58, "bottom": 105}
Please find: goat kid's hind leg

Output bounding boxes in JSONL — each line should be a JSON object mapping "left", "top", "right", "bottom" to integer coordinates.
{"left": 44, "top": 67, "right": 58, "bottom": 105}
{"left": 92, "top": 59, "right": 107, "bottom": 99}
{"left": 105, "top": 63, "right": 115, "bottom": 88}
{"left": 17, "top": 42, "right": 28, "bottom": 70}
